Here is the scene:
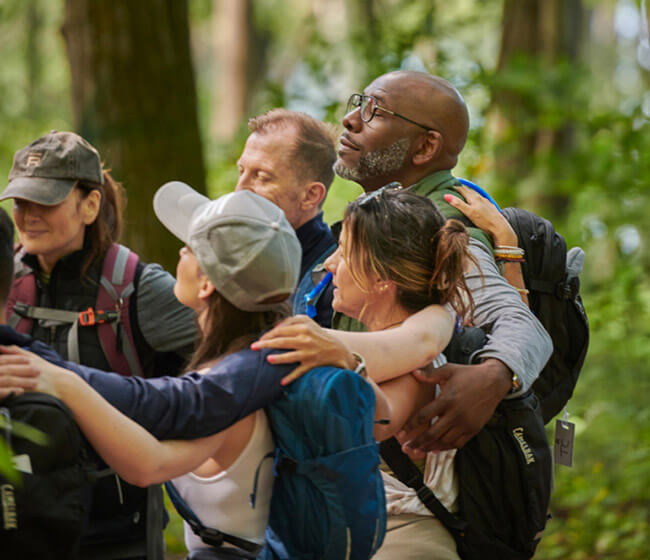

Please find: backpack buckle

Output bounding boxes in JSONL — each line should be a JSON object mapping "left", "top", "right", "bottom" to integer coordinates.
{"left": 556, "top": 278, "right": 579, "bottom": 301}
{"left": 198, "top": 527, "right": 225, "bottom": 547}
{"left": 79, "top": 308, "right": 118, "bottom": 326}
{"left": 79, "top": 308, "right": 96, "bottom": 326}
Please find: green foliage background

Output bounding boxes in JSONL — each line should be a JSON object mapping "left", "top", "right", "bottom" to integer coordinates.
{"left": 0, "top": 0, "right": 648, "bottom": 557}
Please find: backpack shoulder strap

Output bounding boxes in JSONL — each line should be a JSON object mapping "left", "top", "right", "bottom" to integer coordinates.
{"left": 6, "top": 249, "right": 37, "bottom": 334}
{"left": 96, "top": 244, "right": 144, "bottom": 377}
{"left": 164, "top": 481, "right": 260, "bottom": 556}
{"left": 379, "top": 437, "right": 467, "bottom": 534}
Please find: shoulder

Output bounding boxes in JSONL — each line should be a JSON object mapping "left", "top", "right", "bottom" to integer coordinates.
{"left": 137, "top": 262, "right": 176, "bottom": 291}
{"left": 196, "top": 348, "right": 293, "bottom": 406}
{"left": 205, "top": 348, "right": 293, "bottom": 387}
{"left": 467, "top": 238, "right": 499, "bottom": 275}
{"left": 209, "top": 347, "right": 292, "bottom": 377}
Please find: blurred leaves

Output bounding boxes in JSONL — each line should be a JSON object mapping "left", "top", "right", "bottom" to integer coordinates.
{"left": 0, "top": 0, "right": 648, "bottom": 557}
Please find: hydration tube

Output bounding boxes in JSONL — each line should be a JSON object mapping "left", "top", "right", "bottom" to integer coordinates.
{"left": 458, "top": 178, "right": 501, "bottom": 212}
{"left": 304, "top": 271, "right": 333, "bottom": 319}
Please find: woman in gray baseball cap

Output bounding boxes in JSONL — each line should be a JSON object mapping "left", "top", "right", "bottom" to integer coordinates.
{"left": 2, "top": 183, "right": 304, "bottom": 556}
{"left": 0, "top": 131, "right": 197, "bottom": 553}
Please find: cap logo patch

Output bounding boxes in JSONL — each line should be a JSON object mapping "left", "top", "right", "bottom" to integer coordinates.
{"left": 26, "top": 151, "right": 43, "bottom": 168}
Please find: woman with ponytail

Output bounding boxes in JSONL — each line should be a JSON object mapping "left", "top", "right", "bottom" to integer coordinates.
{"left": 255, "top": 186, "right": 476, "bottom": 559}
{"left": 0, "top": 131, "right": 196, "bottom": 556}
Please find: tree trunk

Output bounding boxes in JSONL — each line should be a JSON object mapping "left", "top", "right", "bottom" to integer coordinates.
{"left": 345, "top": 0, "right": 381, "bottom": 84}
{"left": 26, "top": 0, "right": 44, "bottom": 116}
{"left": 212, "top": 0, "right": 248, "bottom": 141}
{"left": 211, "top": 0, "right": 268, "bottom": 142}
{"left": 491, "top": 0, "right": 584, "bottom": 214}
{"left": 63, "top": 0, "right": 206, "bottom": 271}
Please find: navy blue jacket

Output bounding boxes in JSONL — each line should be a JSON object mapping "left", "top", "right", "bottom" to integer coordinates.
{"left": 0, "top": 325, "right": 293, "bottom": 440}
{"left": 294, "top": 212, "right": 336, "bottom": 327}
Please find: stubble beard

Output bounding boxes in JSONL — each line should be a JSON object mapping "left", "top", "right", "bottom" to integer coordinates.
{"left": 334, "top": 138, "right": 411, "bottom": 183}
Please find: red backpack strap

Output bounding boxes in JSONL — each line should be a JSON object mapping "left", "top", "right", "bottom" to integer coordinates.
{"left": 96, "top": 244, "right": 144, "bottom": 377}
{"left": 6, "top": 249, "right": 37, "bottom": 334}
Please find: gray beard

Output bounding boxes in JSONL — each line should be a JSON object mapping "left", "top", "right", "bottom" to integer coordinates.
{"left": 334, "top": 138, "right": 411, "bottom": 182}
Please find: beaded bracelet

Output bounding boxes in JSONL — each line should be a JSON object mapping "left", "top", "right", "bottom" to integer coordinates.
{"left": 495, "top": 254, "right": 525, "bottom": 263}
{"left": 494, "top": 245, "right": 525, "bottom": 263}
{"left": 495, "top": 244, "right": 524, "bottom": 255}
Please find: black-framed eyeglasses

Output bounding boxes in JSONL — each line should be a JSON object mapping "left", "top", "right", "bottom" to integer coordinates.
{"left": 346, "top": 93, "right": 436, "bottom": 132}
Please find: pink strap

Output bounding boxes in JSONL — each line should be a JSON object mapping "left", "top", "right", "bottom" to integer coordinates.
{"left": 96, "top": 244, "right": 143, "bottom": 377}
{"left": 6, "top": 249, "right": 36, "bottom": 334}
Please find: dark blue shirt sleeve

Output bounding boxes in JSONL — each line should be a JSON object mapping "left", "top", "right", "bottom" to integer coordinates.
{"left": 28, "top": 337, "right": 292, "bottom": 440}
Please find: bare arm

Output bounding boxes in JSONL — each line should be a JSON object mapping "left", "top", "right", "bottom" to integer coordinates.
{"left": 371, "top": 374, "right": 436, "bottom": 442}
{"left": 252, "top": 304, "right": 454, "bottom": 384}
{"left": 0, "top": 346, "right": 225, "bottom": 487}
{"left": 335, "top": 304, "right": 454, "bottom": 383}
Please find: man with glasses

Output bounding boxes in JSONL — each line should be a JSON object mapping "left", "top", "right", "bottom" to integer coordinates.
{"left": 335, "top": 71, "right": 551, "bottom": 458}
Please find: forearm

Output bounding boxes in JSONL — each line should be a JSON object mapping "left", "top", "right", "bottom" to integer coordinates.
{"left": 491, "top": 226, "right": 529, "bottom": 306}
{"left": 329, "top": 305, "right": 454, "bottom": 383}
{"left": 372, "top": 375, "right": 436, "bottom": 442}
{"left": 500, "top": 262, "right": 529, "bottom": 306}
{"left": 467, "top": 240, "right": 552, "bottom": 391}
{"left": 53, "top": 368, "right": 220, "bottom": 486}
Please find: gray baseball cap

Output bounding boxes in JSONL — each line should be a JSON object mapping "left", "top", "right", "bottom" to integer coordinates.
{"left": 154, "top": 181, "right": 302, "bottom": 312}
{"left": 0, "top": 131, "right": 104, "bottom": 206}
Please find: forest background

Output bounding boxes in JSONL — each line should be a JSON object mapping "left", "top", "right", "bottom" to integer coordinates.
{"left": 0, "top": 0, "right": 648, "bottom": 558}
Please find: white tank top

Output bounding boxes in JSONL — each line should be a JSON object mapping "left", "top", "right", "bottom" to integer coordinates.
{"left": 171, "top": 410, "right": 275, "bottom": 551}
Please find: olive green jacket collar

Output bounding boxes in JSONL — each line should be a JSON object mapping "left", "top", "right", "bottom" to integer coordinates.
{"left": 410, "top": 170, "right": 494, "bottom": 251}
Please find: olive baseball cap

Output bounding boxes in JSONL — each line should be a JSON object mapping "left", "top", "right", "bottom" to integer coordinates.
{"left": 154, "top": 181, "right": 302, "bottom": 312}
{"left": 0, "top": 131, "right": 104, "bottom": 205}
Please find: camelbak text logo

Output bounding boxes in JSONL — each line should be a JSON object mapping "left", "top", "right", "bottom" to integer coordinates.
{"left": 1, "top": 484, "right": 17, "bottom": 529}
{"left": 513, "top": 427, "right": 535, "bottom": 465}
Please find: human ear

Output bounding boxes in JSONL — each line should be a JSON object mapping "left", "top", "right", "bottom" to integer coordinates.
{"left": 198, "top": 276, "right": 216, "bottom": 301}
{"left": 301, "top": 182, "right": 327, "bottom": 211}
{"left": 412, "top": 130, "right": 442, "bottom": 166}
{"left": 372, "top": 276, "right": 394, "bottom": 295}
{"left": 81, "top": 190, "right": 102, "bottom": 225}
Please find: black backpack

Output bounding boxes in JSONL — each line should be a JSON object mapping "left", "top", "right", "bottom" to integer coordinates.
{"left": 0, "top": 393, "right": 96, "bottom": 560}
{"left": 383, "top": 323, "right": 553, "bottom": 560}
{"left": 502, "top": 207, "right": 589, "bottom": 424}
{"left": 448, "top": 203, "right": 589, "bottom": 423}
{"left": 382, "top": 206, "right": 588, "bottom": 559}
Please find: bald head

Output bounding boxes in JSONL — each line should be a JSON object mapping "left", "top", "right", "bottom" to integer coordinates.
{"left": 336, "top": 71, "right": 471, "bottom": 190}
{"left": 371, "top": 71, "right": 469, "bottom": 169}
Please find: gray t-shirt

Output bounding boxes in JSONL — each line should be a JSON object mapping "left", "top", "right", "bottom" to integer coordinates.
{"left": 136, "top": 263, "right": 196, "bottom": 356}
{"left": 465, "top": 239, "right": 552, "bottom": 394}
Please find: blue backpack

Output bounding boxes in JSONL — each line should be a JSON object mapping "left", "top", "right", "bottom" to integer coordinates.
{"left": 167, "top": 365, "right": 386, "bottom": 560}
{"left": 259, "top": 365, "right": 386, "bottom": 559}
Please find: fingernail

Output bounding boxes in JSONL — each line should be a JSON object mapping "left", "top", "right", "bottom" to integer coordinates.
{"left": 250, "top": 342, "right": 260, "bottom": 350}
{"left": 267, "top": 355, "right": 276, "bottom": 363}
{"left": 444, "top": 194, "right": 453, "bottom": 202}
